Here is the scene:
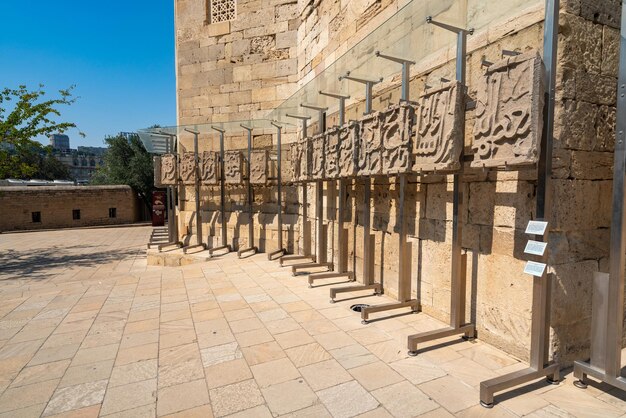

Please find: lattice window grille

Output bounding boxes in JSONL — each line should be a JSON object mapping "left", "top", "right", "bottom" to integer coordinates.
{"left": 210, "top": 0, "right": 236, "bottom": 24}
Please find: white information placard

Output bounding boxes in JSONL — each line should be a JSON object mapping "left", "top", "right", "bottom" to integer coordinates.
{"left": 524, "top": 240, "right": 548, "bottom": 256}
{"left": 525, "top": 221, "right": 548, "bottom": 236}
{"left": 524, "top": 261, "right": 547, "bottom": 277}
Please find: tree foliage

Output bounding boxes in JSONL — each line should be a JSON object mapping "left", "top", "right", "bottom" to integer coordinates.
{"left": 0, "top": 84, "right": 82, "bottom": 179}
{"left": 91, "top": 133, "right": 154, "bottom": 210}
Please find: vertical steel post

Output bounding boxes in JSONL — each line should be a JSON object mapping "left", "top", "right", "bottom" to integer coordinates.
{"left": 276, "top": 125, "right": 283, "bottom": 252}
{"left": 210, "top": 126, "right": 229, "bottom": 253}
{"left": 193, "top": 132, "right": 203, "bottom": 247}
{"left": 166, "top": 137, "right": 174, "bottom": 242}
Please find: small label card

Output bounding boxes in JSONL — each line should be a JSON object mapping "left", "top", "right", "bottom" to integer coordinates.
{"left": 525, "top": 220, "right": 548, "bottom": 236}
{"left": 524, "top": 261, "right": 547, "bottom": 277}
{"left": 524, "top": 240, "right": 548, "bottom": 256}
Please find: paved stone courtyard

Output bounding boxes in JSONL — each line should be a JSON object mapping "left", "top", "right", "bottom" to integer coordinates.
{"left": 0, "top": 226, "right": 625, "bottom": 417}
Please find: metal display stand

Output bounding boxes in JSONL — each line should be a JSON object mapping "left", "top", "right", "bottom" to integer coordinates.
{"left": 149, "top": 132, "right": 182, "bottom": 251}
{"left": 237, "top": 125, "right": 258, "bottom": 258}
{"left": 268, "top": 121, "right": 288, "bottom": 260}
{"left": 573, "top": 0, "right": 626, "bottom": 395}
{"left": 330, "top": 72, "right": 383, "bottom": 302}
{"left": 479, "top": 0, "right": 561, "bottom": 406}
{"left": 406, "top": 17, "right": 476, "bottom": 353}
{"left": 208, "top": 126, "right": 231, "bottom": 256}
{"left": 296, "top": 104, "right": 332, "bottom": 277}
{"left": 359, "top": 52, "right": 419, "bottom": 324}
{"left": 308, "top": 91, "right": 356, "bottom": 286}
{"left": 182, "top": 129, "right": 205, "bottom": 253}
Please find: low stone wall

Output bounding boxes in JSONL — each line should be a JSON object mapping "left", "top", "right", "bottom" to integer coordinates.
{"left": 0, "top": 186, "right": 140, "bottom": 232}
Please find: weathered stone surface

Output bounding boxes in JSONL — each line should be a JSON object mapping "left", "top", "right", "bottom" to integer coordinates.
{"left": 289, "top": 142, "right": 302, "bottom": 182}
{"left": 581, "top": 0, "right": 621, "bottom": 28}
{"left": 472, "top": 52, "right": 545, "bottom": 168}
{"left": 154, "top": 156, "right": 162, "bottom": 187}
{"left": 224, "top": 151, "right": 243, "bottom": 184}
{"left": 337, "top": 122, "right": 359, "bottom": 178}
{"left": 179, "top": 153, "right": 197, "bottom": 185}
{"left": 200, "top": 152, "right": 219, "bottom": 185}
{"left": 160, "top": 154, "right": 178, "bottom": 186}
{"left": 413, "top": 81, "right": 463, "bottom": 172}
{"left": 381, "top": 102, "right": 414, "bottom": 174}
{"left": 250, "top": 150, "right": 268, "bottom": 184}
{"left": 324, "top": 128, "right": 339, "bottom": 179}
{"left": 310, "top": 133, "right": 326, "bottom": 180}
{"left": 358, "top": 111, "right": 383, "bottom": 176}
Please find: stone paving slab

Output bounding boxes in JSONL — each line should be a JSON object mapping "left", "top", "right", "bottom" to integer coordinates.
{"left": 0, "top": 226, "right": 625, "bottom": 417}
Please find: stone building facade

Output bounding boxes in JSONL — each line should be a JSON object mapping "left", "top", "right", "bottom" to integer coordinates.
{"left": 0, "top": 186, "right": 140, "bottom": 232}
{"left": 173, "top": 0, "right": 622, "bottom": 363}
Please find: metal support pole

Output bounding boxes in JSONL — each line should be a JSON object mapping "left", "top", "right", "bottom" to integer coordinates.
{"left": 208, "top": 126, "right": 230, "bottom": 255}
{"left": 479, "top": 0, "right": 561, "bottom": 407}
{"left": 182, "top": 129, "right": 205, "bottom": 253}
{"left": 338, "top": 73, "right": 382, "bottom": 115}
{"left": 573, "top": 0, "right": 626, "bottom": 393}
{"left": 238, "top": 125, "right": 257, "bottom": 258}
{"left": 151, "top": 132, "right": 181, "bottom": 251}
{"left": 268, "top": 122, "right": 287, "bottom": 260}
{"left": 358, "top": 51, "right": 419, "bottom": 322}
{"left": 280, "top": 114, "right": 315, "bottom": 265}
{"left": 407, "top": 17, "right": 475, "bottom": 353}
{"left": 311, "top": 90, "right": 354, "bottom": 284}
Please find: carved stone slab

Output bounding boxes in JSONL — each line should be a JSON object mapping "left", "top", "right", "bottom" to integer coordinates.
{"left": 200, "top": 151, "right": 218, "bottom": 185}
{"left": 160, "top": 154, "right": 178, "bottom": 186}
{"left": 381, "top": 102, "right": 414, "bottom": 175}
{"left": 337, "top": 122, "right": 359, "bottom": 178}
{"left": 309, "top": 133, "right": 326, "bottom": 180}
{"left": 472, "top": 51, "right": 544, "bottom": 168}
{"left": 250, "top": 150, "right": 268, "bottom": 184}
{"left": 224, "top": 151, "right": 243, "bottom": 184}
{"left": 413, "top": 81, "right": 464, "bottom": 172}
{"left": 358, "top": 111, "right": 383, "bottom": 176}
{"left": 153, "top": 156, "right": 162, "bottom": 187}
{"left": 289, "top": 142, "right": 302, "bottom": 182}
{"left": 179, "top": 152, "right": 196, "bottom": 185}
{"left": 299, "top": 137, "right": 312, "bottom": 182}
{"left": 324, "top": 128, "right": 339, "bottom": 179}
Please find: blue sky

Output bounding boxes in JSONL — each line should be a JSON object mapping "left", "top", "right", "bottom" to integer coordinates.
{"left": 0, "top": 1, "right": 176, "bottom": 148}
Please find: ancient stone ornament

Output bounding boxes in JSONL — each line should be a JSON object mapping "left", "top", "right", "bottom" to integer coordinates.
{"left": 224, "top": 151, "right": 243, "bottom": 184}
{"left": 160, "top": 154, "right": 178, "bottom": 186}
{"left": 310, "top": 133, "right": 326, "bottom": 180}
{"left": 358, "top": 111, "right": 383, "bottom": 176}
{"left": 381, "top": 102, "right": 415, "bottom": 175}
{"left": 180, "top": 153, "right": 197, "bottom": 185}
{"left": 289, "top": 142, "right": 302, "bottom": 182}
{"left": 472, "top": 51, "right": 545, "bottom": 168}
{"left": 200, "top": 151, "right": 218, "bottom": 185}
{"left": 324, "top": 128, "right": 339, "bottom": 179}
{"left": 299, "top": 137, "right": 312, "bottom": 182}
{"left": 153, "top": 156, "right": 162, "bottom": 187}
{"left": 413, "top": 81, "right": 464, "bottom": 173}
{"left": 337, "top": 122, "right": 359, "bottom": 178}
{"left": 250, "top": 150, "right": 268, "bottom": 184}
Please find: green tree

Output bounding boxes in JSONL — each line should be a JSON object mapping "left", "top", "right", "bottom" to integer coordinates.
{"left": 91, "top": 133, "right": 154, "bottom": 211}
{"left": 0, "top": 84, "right": 83, "bottom": 179}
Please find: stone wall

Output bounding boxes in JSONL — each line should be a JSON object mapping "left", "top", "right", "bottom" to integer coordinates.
{"left": 174, "top": 0, "right": 623, "bottom": 363}
{"left": 0, "top": 186, "right": 140, "bottom": 232}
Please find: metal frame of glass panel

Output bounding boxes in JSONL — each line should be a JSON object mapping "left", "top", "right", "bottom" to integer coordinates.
{"left": 573, "top": 0, "right": 626, "bottom": 397}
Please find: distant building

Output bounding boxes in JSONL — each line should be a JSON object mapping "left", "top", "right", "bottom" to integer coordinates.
{"left": 49, "top": 134, "right": 70, "bottom": 151}
{"left": 54, "top": 152, "right": 104, "bottom": 183}
{"left": 77, "top": 146, "right": 107, "bottom": 157}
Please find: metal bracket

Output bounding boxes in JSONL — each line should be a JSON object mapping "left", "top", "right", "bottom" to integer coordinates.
{"left": 339, "top": 72, "right": 383, "bottom": 115}
{"left": 375, "top": 51, "right": 415, "bottom": 101}
{"left": 319, "top": 91, "right": 350, "bottom": 126}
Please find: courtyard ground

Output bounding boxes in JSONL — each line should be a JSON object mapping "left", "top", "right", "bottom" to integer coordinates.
{"left": 0, "top": 226, "right": 624, "bottom": 417}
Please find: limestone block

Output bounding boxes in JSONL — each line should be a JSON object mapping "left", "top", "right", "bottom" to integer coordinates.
{"left": 224, "top": 151, "right": 243, "bottom": 184}
{"left": 581, "top": 0, "right": 621, "bottom": 28}
{"left": 324, "top": 128, "right": 339, "bottom": 179}
{"left": 472, "top": 52, "right": 545, "bottom": 168}
{"left": 413, "top": 81, "right": 464, "bottom": 173}
{"left": 357, "top": 111, "right": 383, "bottom": 176}
{"left": 570, "top": 151, "right": 614, "bottom": 180}
{"left": 310, "top": 133, "right": 325, "bottom": 180}
{"left": 558, "top": 13, "right": 602, "bottom": 74}
{"left": 337, "top": 122, "right": 359, "bottom": 178}
{"left": 250, "top": 150, "right": 268, "bottom": 184}
{"left": 160, "top": 154, "right": 178, "bottom": 186}
{"left": 380, "top": 102, "right": 414, "bottom": 175}
{"left": 180, "top": 153, "right": 196, "bottom": 185}
{"left": 200, "top": 151, "right": 219, "bottom": 185}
